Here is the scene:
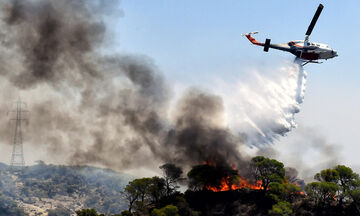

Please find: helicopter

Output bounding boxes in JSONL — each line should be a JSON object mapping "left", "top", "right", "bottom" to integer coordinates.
{"left": 242, "top": 4, "right": 337, "bottom": 66}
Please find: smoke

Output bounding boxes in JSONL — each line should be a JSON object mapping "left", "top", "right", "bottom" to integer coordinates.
{"left": 284, "top": 126, "right": 341, "bottom": 182}
{"left": 0, "top": 0, "right": 107, "bottom": 89}
{"left": 254, "top": 125, "right": 342, "bottom": 182}
{"left": 0, "top": 0, "right": 170, "bottom": 171}
{"left": 165, "top": 89, "right": 249, "bottom": 171}
{"left": 0, "top": 0, "right": 307, "bottom": 174}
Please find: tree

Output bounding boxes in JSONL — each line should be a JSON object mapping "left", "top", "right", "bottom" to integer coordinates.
{"left": 268, "top": 201, "right": 293, "bottom": 216}
{"left": 310, "top": 165, "right": 360, "bottom": 211}
{"left": 122, "top": 178, "right": 152, "bottom": 212}
{"left": 120, "top": 210, "right": 132, "bottom": 216}
{"left": 187, "top": 164, "right": 238, "bottom": 191}
{"left": 76, "top": 209, "right": 104, "bottom": 216}
{"left": 187, "top": 165, "right": 220, "bottom": 191}
{"left": 333, "top": 165, "right": 360, "bottom": 206}
{"left": 350, "top": 189, "right": 360, "bottom": 214}
{"left": 147, "top": 176, "right": 167, "bottom": 204}
{"left": 305, "top": 182, "right": 339, "bottom": 206}
{"left": 269, "top": 182, "right": 302, "bottom": 203}
{"left": 122, "top": 181, "right": 139, "bottom": 213}
{"left": 314, "top": 168, "right": 339, "bottom": 183}
{"left": 122, "top": 177, "right": 167, "bottom": 214}
{"left": 160, "top": 164, "right": 183, "bottom": 196}
{"left": 151, "top": 205, "right": 179, "bottom": 216}
{"left": 251, "top": 156, "right": 285, "bottom": 192}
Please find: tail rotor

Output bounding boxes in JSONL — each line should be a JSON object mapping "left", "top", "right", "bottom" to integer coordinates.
{"left": 241, "top": 31, "right": 259, "bottom": 36}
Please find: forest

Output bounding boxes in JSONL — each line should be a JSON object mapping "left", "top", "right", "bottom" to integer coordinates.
{"left": 76, "top": 156, "right": 360, "bottom": 216}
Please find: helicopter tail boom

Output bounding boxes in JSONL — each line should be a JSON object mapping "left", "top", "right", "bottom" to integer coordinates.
{"left": 242, "top": 32, "right": 262, "bottom": 46}
{"left": 242, "top": 32, "right": 291, "bottom": 53}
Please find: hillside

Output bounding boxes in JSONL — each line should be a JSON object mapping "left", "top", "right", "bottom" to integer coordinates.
{"left": 0, "top": 162, "right": 132, "bottom": 216}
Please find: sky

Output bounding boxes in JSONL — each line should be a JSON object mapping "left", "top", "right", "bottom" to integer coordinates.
{"left": 1, "top": 0, "right": 359, "bottom": 179}
{"left": 107, "top": 0, "right": 360, "bottom": 176}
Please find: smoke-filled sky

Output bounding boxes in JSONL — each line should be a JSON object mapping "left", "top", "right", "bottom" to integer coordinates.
{"left": 0, "top": 0, "right": 359, "bottom": 180}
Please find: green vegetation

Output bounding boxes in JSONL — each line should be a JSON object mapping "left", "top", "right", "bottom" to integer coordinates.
{"left": 76, "top": 208, "right": 104, "bottom": 216}
{"left": 251, "top": 156, "right": 286, "bottom": 192}
{"left": 269, "top": 201, "right": 293, "bottom": 216}
{"left": 151, "top": 205, "right": 180, "bottom": 216}
{"left": 3, "top": 158, "right": 360, "bottom": 215}
{"left": 114, "top": 158, "right": 360, "bottom": 216}
{"left": 304, "top": 165, "right": 360, "bottom": 215}
{"left": 122, "top": 177, "right": 166, "bottom": 214}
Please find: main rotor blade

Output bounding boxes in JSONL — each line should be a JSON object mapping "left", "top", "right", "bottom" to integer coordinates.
{"left": 305, "top": 4, "right": 324, "bottom": 36}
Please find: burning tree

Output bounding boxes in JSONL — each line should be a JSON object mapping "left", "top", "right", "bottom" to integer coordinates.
{"left": 185, "top": 156, "right": 288, "bottom": 193}
{"left": 119, "top": 159, "right": 360, "bottom": 215}
{"left": 187, "top": 157, "right": 287, "bottom": 192}
{"left": 187, "top": 164, "right": 239, "bottom": 191}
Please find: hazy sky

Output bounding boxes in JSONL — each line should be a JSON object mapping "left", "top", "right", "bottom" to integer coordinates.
{"left": 108, "top": 0, "right": 360, "bottom": 175}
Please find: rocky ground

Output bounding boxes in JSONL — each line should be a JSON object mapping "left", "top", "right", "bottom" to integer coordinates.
{"left": 0, "top": 162, "right": 133, "bottom": 215}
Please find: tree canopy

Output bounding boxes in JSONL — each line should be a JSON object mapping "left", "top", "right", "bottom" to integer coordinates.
{"left": 251, "top": 156, "right": 286, "bottom": 192}
{"left": 122, "top": 177, "right": 167, "bottom": 214}
{"left": 151, "top": 205, "right": 179, "bottom": 216}
{"left": 306, "top": 165, "right": 360, "bottom": 214}
{"left": 115, "top": 160, "right": 360, "bottom": 216}
{"left": 159, "top": 164, "right": 183, "bottom": 196}
{"left": 187, "top": 164, "right": 238, "bottom": 191}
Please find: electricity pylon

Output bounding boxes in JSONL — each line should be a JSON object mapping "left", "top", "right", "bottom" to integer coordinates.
{"left": 9, "top": 98, "right": 28, "bottom": 170}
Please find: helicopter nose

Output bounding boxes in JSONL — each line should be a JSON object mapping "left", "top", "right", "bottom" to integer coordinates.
{"left": 332, "top": 50, "right": 338, "bottom": 57}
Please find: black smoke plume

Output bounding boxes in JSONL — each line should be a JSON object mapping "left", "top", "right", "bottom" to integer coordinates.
{"left": 165, "top": 89, "right": 249, "bottom": 171}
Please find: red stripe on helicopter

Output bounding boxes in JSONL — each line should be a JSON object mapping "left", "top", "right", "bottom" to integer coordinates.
{"left": 290, "top": 41, "right": 303, "bottom": 47}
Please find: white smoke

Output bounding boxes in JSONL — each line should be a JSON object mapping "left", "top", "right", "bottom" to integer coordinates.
{"left": 216, "top": 61, "right": 307, "bottom": 146}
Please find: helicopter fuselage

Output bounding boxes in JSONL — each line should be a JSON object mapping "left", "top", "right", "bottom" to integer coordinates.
{"left": 288, "top": 40, "right": 337, "bottom": 60}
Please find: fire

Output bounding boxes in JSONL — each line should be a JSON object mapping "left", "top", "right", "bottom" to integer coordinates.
{"left": 201, "top": 160, "right": 264, "bottom": 192}
{"left": 206, "top": 177, "right": 263, "bottom": 192}
{"left": 294, "top": 182, "right": 305, "bottom": 195}
{"left": 201, "top": 161, "right": 304, "bottom": 195}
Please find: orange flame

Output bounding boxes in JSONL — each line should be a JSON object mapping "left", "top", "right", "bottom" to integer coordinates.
{"left": 294, "top": 182, "right": 305, "bottom": 195}
{"left": 201, "top": 161, "right": 304, "bottom": 194}
{"left": 206, "top": 177, "right": 263, "bottom": 192}
{"left": 201, "top": 160, "right": 264, "bottom": 192}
